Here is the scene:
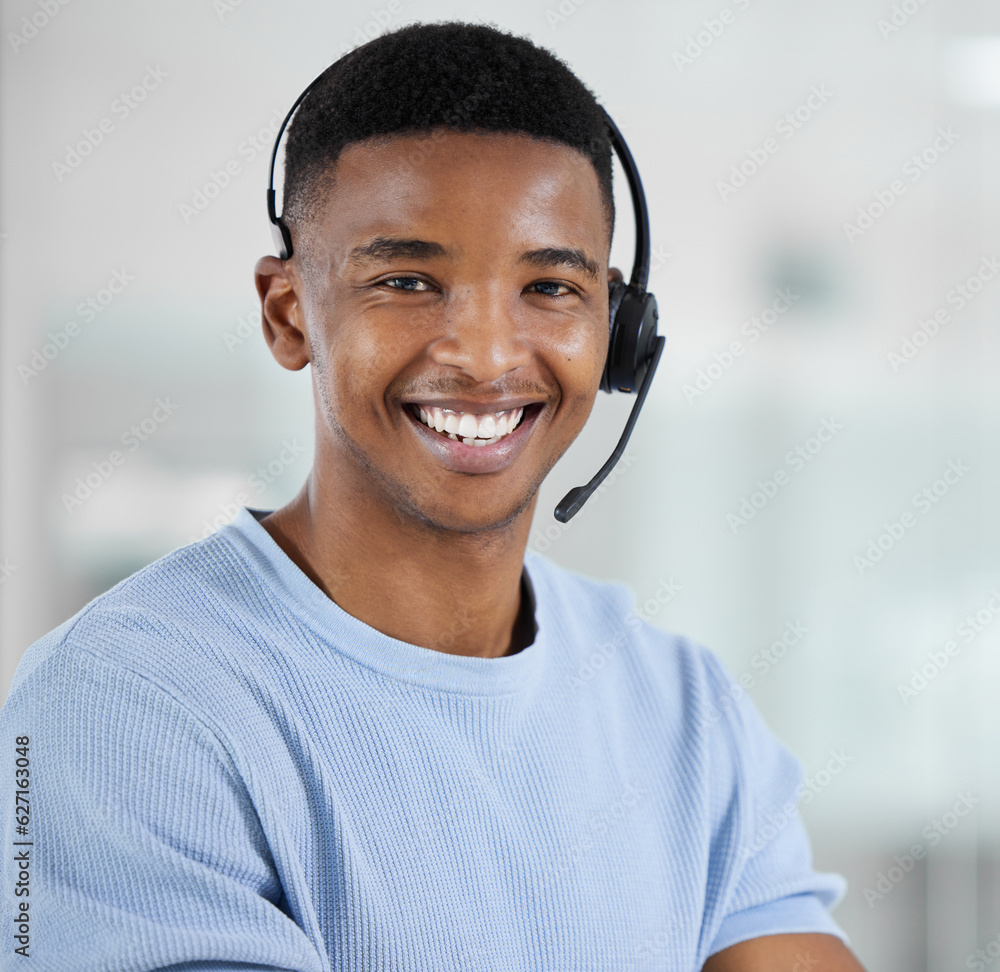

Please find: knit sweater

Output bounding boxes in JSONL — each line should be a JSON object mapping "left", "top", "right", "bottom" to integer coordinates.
{"left": 0, "top": 507, "right": 846, "bottom": 971}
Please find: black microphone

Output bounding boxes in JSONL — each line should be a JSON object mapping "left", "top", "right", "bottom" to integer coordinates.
{"left": 554, "top": 334, "right": 665, "bottom": 523}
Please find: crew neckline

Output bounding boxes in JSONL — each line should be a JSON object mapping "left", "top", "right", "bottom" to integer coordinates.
{"left": 216, "top": 507, "right": 548, "bottom": 696}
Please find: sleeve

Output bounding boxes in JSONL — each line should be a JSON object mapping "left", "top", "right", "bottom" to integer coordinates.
{"left": 696, "top": 648, "right": 850, "bottom": 962}
{"left": 0, "top": 638, "right": 326, "bottom": 972}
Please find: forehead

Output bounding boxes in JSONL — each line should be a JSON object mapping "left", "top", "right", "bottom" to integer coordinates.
{"left": 306, "top": 130, "right": 609, "bottom": 259}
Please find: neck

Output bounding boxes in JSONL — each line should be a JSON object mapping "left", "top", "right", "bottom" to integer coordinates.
{"left": 258, "top": 467, "right": 538, "bottom": 660}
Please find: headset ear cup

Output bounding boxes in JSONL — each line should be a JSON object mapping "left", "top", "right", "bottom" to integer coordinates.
{"left": 605, "top": 285, "right": 658, "bottom": 393}
{"left": 603, "top": 280, "right": 628, "bottom": 393}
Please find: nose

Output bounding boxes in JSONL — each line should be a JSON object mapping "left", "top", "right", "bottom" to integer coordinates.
{"left": 428, "top": 287, "right": 532, "bottom": 384}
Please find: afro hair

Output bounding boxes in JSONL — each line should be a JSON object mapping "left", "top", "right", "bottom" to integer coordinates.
{"left": 281, "top": 21, "right": 614, "bottom": 248}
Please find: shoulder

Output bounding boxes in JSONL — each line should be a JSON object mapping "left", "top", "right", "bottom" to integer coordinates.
{"left": 523, "top": 549, "right": 652, "bottom": 629}
{"left": 523, "top": 553, "right": 796, "bottom": 776}
{"left": 7, "top": 525, "right": 263, "bottom": 706}
{"left": 524, "top": 551, "right": 729, "bottom": 705}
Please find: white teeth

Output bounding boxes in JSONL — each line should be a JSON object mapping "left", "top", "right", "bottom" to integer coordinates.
{"left": 412, "top": 405, "right": 529, "bottom": 444}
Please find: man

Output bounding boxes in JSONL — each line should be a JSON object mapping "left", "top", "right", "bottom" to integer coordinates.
{"left": 0, "top": 22, "right": 866, "bottom": 971}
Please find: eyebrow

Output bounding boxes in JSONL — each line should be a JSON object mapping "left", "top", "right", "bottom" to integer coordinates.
{"left": 347, "top": 237, "right": 447, "bottom": 265}
{"left": 347, "top": 236, "right": 601, "bottom": 282}
{"left": 518, "top": 247, "right": 600, "bottom": 282}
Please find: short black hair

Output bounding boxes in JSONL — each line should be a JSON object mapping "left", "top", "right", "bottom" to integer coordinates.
{"left": 281, "top": 21, "right": 614, "bottom": 251}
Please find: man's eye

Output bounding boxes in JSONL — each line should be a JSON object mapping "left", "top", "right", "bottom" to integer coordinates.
{"left": 383, "top": 276, "right": 430, "bottom": 291}
{"left": 531, "top": 281, "right": 574, "bottom": 297}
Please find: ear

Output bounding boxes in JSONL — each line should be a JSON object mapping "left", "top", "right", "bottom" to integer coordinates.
{"left": 254, "top": 255, "right": 310, "bottom": 371}
{"left": 608, "top": 266, "right": 624, "bottom": 284}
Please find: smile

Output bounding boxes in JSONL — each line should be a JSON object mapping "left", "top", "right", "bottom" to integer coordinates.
{"left": 402, "top": 399, "right": 544, "bottom": 475}
{"left": 409, "top": 405, "right": 526, "bottom": 446}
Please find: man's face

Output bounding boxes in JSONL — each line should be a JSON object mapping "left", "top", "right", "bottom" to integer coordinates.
{"left": 282, "top": 129, "right": 612, "bottom": 534}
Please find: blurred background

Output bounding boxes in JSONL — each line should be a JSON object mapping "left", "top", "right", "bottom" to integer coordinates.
{"left": 2, "top": 0, "right": 998, "bottom": 966}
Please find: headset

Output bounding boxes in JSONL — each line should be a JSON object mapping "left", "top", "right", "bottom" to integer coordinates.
{"left": 267, "top": 74, "right": 664, "bottom": 524}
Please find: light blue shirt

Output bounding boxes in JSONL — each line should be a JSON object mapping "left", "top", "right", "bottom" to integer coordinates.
{"left": 0, "top": 507, "right": 846, "bottom": 970}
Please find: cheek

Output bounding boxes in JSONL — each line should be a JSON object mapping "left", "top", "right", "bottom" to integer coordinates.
{"left": 307, "top": 295, "right": 380, "bottom": 384}
{"left": 322, "top": 317, "right": 425, "bottom": 431}
{"left": 549, "top": 323, "right": 608, "bottom": 429}
{"left": 551, "top": 317, "right": 608, "bottom": 389}
{"left": 554, "top": 311, "right": 606, "bottom": 355}
{"left": 329, "top": 348, "right": 388, "bottom": 425}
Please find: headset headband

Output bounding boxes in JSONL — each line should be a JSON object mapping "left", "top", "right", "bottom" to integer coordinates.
{"left": 267, "top": 74, "right": 650, "bottom": 297}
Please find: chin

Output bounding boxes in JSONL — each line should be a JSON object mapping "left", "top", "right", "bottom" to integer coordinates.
{"left": 398, "top": 479, "right": 540, "bottom": 537}
{"left": 418, "top": 496, "right": 535, "bottom": 536}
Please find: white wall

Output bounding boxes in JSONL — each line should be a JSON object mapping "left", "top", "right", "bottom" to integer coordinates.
{"left": 3, "top": 0, "right": 999, "bottom": 966}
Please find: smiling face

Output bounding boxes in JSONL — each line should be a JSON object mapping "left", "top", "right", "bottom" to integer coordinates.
{"left": 269, "top": 129, "right": 612, "bottom": 535}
